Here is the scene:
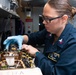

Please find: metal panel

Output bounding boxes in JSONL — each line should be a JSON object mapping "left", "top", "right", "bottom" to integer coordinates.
{"left": 22, "top": 0, "right": 47, "bottom": 7}
{"left": 0, "top": 0, "right": 10, "bottom": 10}
{"left": 22, "top": 0, "right": 76, "bottom": 7}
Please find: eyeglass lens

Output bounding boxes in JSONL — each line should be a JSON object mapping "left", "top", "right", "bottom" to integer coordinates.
{"left": 42, "top": 15, "right": 63, "bottom": 23}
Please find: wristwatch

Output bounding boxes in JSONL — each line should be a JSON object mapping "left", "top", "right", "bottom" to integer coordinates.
{"left": 35, "top": 52, "right": 40, "bottom": 56}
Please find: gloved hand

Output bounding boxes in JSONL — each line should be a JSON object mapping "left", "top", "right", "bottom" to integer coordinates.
{"left": 3, "top": 35, "right": 24, "bottom": 50}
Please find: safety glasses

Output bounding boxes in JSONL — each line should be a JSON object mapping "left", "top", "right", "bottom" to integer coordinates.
{"left": 42, "top": 15, "right": 63, "bottom": 23}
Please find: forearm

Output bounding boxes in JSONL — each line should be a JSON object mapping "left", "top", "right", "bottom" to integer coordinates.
{"left": 23, "top": 35, "right": 29, "bottom": 43}
{"left": 35, "top": 53, "right": 54, "bottom": 75}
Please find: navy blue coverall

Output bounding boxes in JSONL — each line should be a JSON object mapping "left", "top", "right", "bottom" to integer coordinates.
{"left": 27, "top": 23, "right": 76, "bottom": 75}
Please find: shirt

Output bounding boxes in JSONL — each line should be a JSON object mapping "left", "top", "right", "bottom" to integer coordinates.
{"left": 27, "top": 23, "right": 76, "bottom": 75}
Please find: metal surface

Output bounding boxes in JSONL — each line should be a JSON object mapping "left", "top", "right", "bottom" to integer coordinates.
{"left": 22, "top": 0, "right": 76, "bottom": 7}
{"left": 22, "top": 0, "right": 47, "bottom": 7}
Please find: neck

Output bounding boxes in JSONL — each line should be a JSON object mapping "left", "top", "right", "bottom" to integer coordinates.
{"left": 54, "top": 23, "right": 66, "bottom": 43}
{"left": 56, "top": 23, "right": 67, "bottom": 38}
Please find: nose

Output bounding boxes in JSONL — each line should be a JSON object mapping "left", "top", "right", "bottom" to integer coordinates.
{"left": 43, "top": 20, "right": 47, "bottom": 25}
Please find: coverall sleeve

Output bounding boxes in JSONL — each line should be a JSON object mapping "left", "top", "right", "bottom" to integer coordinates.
{"left": 27, "top": 29, "right": 47, "bottom": 45}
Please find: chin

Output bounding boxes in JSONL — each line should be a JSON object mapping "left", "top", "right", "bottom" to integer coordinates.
{"left": 46, "top": 29, "right": 51, "bottom": 33}
{"left": 46, "top": 29, "right": 54, "bottom": 34}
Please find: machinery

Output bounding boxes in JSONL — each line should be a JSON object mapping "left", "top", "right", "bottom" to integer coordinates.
{"left": 0, "top": 44, "right": 35, "bottom": 70}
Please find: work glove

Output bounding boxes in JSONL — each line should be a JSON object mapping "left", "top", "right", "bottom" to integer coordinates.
{"left": 3, "top": 35, "right": 24, "bottom": 50}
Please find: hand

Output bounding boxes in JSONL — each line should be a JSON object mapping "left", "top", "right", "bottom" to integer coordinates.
{"left": 22, "top": 44, "right": 39, "bottom": 57}
{"left": 3, "top": 35, "right": 24, "bottom": 50}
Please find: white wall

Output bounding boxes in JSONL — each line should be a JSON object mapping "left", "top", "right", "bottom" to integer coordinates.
{"left": 25, "top": 7, "right": 43, "bottom": 33}
{"left": 72, "top": 15, "right": 76, "bottom": 28}
{"left": 32, "top": 7, "right": 43, "bottom": 32}
{"left": 68, "top": 15, "right": 76, "bottom": 28}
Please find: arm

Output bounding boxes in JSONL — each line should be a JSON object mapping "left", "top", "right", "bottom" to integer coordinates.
{"left": 23, "top": 29, "right": 47, "bottom": 45}
{"left": 23, "top": 35, "right": 29, "bottom": 43}
{"left": 34, "top": 40, "right": 76, "bottom": 75}
{"left": 3, "top": 29, "right": 47, "bottom": 50}
{"left": 26, "top": 29, "right": 47, "bottom": 45}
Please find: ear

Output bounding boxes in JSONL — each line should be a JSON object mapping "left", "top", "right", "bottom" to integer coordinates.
{"left": 61, "top": 15, "right": 68, "bottom": 22}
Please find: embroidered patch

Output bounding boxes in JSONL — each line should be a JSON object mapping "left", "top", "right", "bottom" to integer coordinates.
{"left": 48, "top": 52, "right": 60, "bottom": 62}
{"left": 59, "top": 39, "right": 63, "bottom": 44}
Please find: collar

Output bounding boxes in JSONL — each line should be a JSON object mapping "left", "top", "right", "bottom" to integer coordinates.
{"left": 56, "top": 23, "right": 73, "bottom": 48}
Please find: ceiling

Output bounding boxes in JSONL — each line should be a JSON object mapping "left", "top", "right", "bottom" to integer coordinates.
{"left": 21, "top": 0, "right": 76, "bottom": 7}
{"left": 21, "top": 0, "right": 47, "bottom": 7}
